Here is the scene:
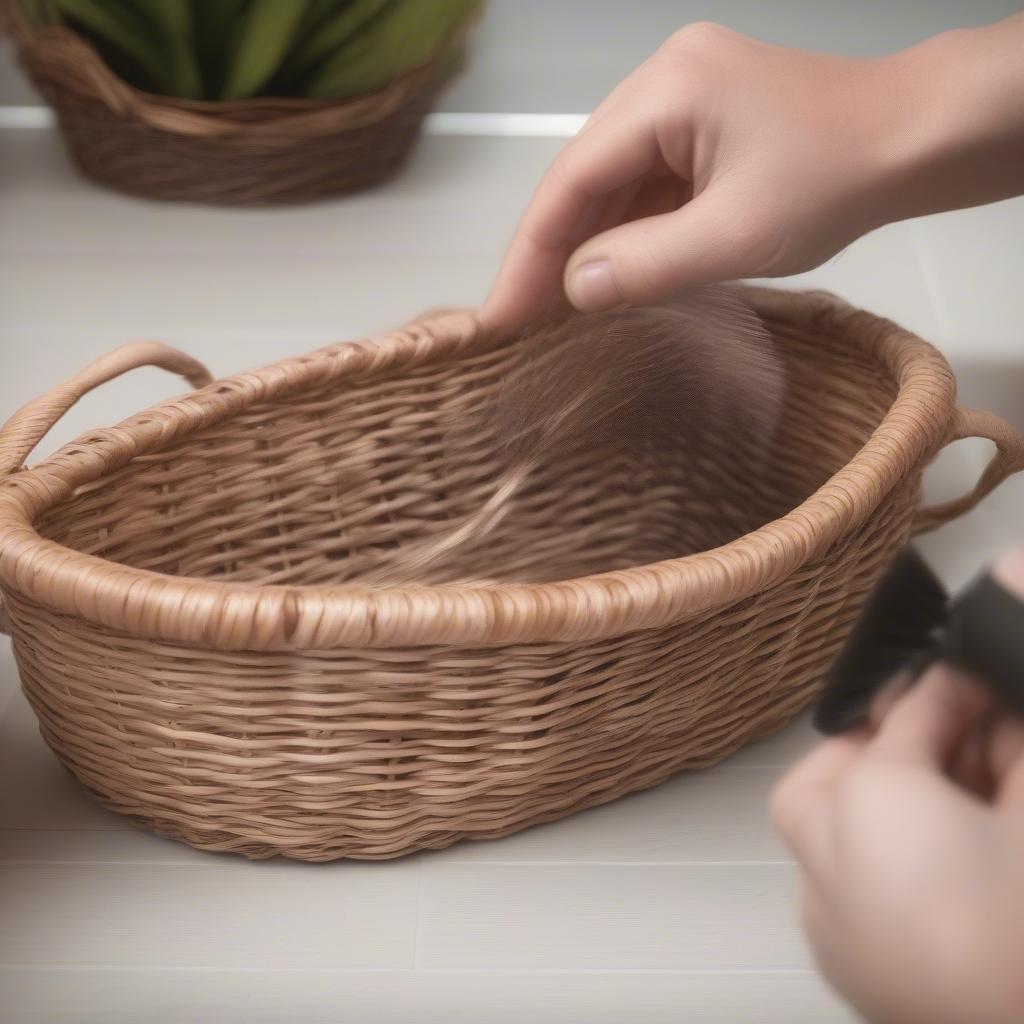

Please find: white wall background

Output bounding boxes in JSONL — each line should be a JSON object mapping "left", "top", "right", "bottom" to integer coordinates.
{"left": 2, "top": 0, "right": 1021, "bottom": 112}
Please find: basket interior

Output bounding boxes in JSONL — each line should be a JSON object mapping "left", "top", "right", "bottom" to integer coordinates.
{"left": 35, "top": 312, "right": 899, "bottom": 587}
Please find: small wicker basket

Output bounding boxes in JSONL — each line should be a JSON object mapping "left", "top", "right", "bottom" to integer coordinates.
{"left": 4, "top": 3, "right": 468, "bottom": 205}
{"left": 1, "top": 288, "right": 1022, "bottom": 861}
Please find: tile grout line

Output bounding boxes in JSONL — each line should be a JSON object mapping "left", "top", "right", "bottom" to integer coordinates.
{"left": 420, "top": 859, "right": 794, "bottom": 867}
{"left": 0, "top": 964, "right": 821, "bottom": 976}
{"left": 413, "top": 856, "right": 425, "bottom": 972}
{"left": 0, "top": 857, "right": 795, "bottom": 867}
{"left": 0, "top": 965, "right": 411, "bottom": 974}
{"left": 0, "top": 826, "right": 132, "bottom": 833}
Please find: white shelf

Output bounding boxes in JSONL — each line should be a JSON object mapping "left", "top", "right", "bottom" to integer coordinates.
{"left": 1, "top": 64, "right": 1021, "bottom": 1018}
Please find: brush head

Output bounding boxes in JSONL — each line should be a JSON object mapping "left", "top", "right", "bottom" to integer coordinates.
{"left": 363, "top": 288, "right": 787, "bottom": 584}
{"left": 936, "top": 572, "right": 1024, "bottom": 718}
{"left": 493, "top": 285, "right": 786, "bottom": 470}
{"left": 815, "top": 547, "right": 948, "bottom": 734}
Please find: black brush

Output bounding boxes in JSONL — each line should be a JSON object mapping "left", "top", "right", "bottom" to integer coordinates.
{"left": 815, "top": 548, "right": 947, "bottom": 734}
{"left": 939, "top": 572, "right": 1024, "bottom": 718}
{"left": 816, "top": 546, "right": 1024, "bottom": 734}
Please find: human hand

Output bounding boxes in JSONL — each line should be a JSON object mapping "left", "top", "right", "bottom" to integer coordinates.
{"left": 482, "top": 23, "right": 909, "bottom": 331}
{"left": 771, "top": 549, "right": 1024, "bottom": 1024}
{"left": 482, "top": 16, "right": 1024, "bottom": 334}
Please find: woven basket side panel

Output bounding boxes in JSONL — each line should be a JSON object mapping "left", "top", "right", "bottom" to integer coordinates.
{"left": 37, "top": 322, "right": 899, "bottom": 589}
{"left": 8, "top": 475, "right": 917, "bottom": 861}
{"left": 13, "top": 308, "right": 914, "bottom": 860}
{"left": 35, "top": 342, "right": 754, "bottom": 585}
{"left": 45, "top": 87, "right": 440, "bottom": 204}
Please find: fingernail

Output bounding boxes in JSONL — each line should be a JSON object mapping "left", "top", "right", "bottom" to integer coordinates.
{"left": 567, "top": 260, "right": 621, "bottom": 311}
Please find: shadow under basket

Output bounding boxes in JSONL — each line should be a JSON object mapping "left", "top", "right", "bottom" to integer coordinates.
{"left": 5, "top": 11, "right": 466, "bottom": 205}
{"left": 1, "top": 287, "right": 1022, "bottom": 861}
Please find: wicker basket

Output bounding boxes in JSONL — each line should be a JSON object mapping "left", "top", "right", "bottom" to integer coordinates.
{"left": 4, "top": 3, "right": 468, "bottom": 205}
{"left": 1, "top": 288, "right": 1022, "bottom": 861}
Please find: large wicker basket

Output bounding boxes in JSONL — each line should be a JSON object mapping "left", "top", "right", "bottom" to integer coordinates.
{"left": 1, "top": 288, "right": 1022, "bottom": 861}
{"left": 4, "top": 3, "right": 468, "bottom": 204}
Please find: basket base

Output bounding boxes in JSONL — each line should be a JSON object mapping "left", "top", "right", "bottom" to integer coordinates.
{"left": 39, "top": 681, "right": 818, "bottom": 863}
{"left": 48, "top": 93, "right": 437, "bottom": 206}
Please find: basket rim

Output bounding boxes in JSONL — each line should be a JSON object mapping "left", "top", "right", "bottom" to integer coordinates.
{"left": 0, "top": 287, "right": 956, "bottom": 650}
{"left": 5, "top": 5, "right": 463, "bottom": 139}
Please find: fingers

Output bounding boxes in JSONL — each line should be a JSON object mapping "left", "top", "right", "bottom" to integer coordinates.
{"left": 562, "top": 185, "right": 770, "bottom": 310}
{"left": 973, "top": 546, "right": 1024, "bottom": 807}
{"left": 864, "top": 659, "right": 1024, "bottom": 807}
{"left": 867, "top": 671, "right": 915, "bottom": 731}
{"left": 948, "top": 710, "right": 998, "bottom": 799}
{"left": 480, "top": 112, "right": 665, "bottom": 334}
{"left": 865, "top": 546, "right": 1024, "bottom": 798}
{"left": 867, "top": 671, "right": 997, "bottom": 797}
{"left": 986, "top": 714, "right": 1024, "bottom": 810}
{"left": 870, "top": 667, "right": 992, "bottom": 769}
{"left": 770, "top": 730, "right": 867, "bottom": 864}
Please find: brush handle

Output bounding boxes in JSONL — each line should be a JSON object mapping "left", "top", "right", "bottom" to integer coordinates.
{"left": 914, "top": 407, "right": 1024, "bottom": 534}
{"left": 0, "top": 342, "right": 213, "bottom": 633}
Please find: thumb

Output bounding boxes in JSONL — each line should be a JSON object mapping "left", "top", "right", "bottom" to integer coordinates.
{"left": 986, "top": 714, "right": 1024, "bottom": 809}
{"left": 870, "top": 667, "right": 992, "bottom": 769}
{"left": 563, "top": 191, "right": 769, "bottom": 310}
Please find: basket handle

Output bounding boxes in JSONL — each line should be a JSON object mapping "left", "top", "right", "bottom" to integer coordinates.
{"left": 0, "top": 342, "right": 212, "bottom": 635}
{"left": 913, "top": 407, "right": 1024, "bottom": 535}
{"left": 0, "top": 341, "right": 213, "bottom": 479}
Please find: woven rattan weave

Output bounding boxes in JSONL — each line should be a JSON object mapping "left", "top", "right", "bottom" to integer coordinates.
{"left": 1, "top": 287, "right": 1021, "bottom": 860}
{"left": 4, "top": 2, "right": 467, "bottom": 204}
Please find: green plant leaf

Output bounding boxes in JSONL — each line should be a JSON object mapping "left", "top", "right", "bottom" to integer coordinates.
{"left": 306, "top": 0, "right": 479, "bottom": 99}
{"left": 193, "top": 0, "right": 247, "bottom": 99}
{"left": 221, "top": 0, "right": 310, "bottom": 99}
{"left": 134, "top": 0, "right": 203, "bottom": 98}
{"left": 282, "top": 0, "right": 387, "bottom": 80}
{"left": 298, "top": 0, "right": 349, "bottom": 36}
{"left": 52, "top": 0, "right": 173, "bottom": 91}
{"left": 18, "top": 0, "right": 61, "bottom": 23}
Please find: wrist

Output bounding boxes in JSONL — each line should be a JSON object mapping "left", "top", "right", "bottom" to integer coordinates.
{"left": 865, "top": 17, "right": 1024, "bottom": 225}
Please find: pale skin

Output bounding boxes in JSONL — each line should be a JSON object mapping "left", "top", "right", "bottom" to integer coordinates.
{"left": 482, "top": 14, "right": 1024, "bottom": 1024}
{"left": 481, "top": 15, "right": 1024, "bottom": 330}
{"left": 772, "top": 551, "right": 1024, "bottom": 1024}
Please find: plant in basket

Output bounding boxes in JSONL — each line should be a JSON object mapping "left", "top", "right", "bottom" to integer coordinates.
{"left": 4, "top": 0, "right": 482, "bottom": 203}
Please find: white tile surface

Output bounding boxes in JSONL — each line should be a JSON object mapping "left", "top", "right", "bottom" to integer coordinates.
{"left": 2, "top": 7, "right": 1024, "bottom": 1010}
{"left": 0, "top": 861, "right": 419, "bottom": 969}
{"left": 0, "top": 130, "right": 554, "bottom": 260}
{"left": 418, "top": 863, "right": 807, "bottom": 970}
{"left": 0, "top": 968, "right": 858, "bottom": 1024}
